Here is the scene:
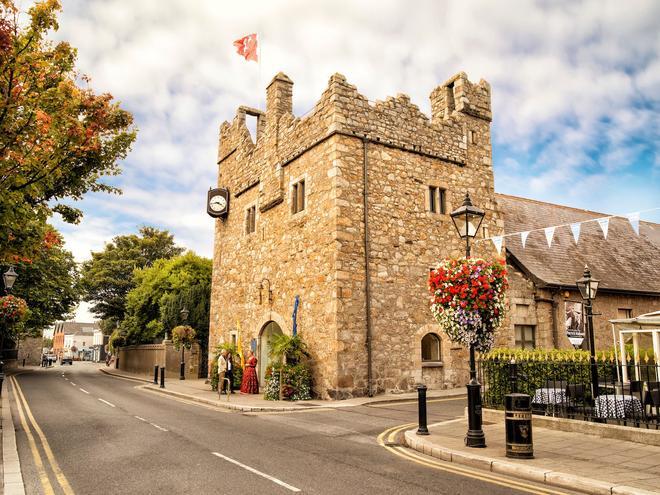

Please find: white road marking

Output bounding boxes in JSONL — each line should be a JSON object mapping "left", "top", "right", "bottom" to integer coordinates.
{"left": 79, "top": 388, "right": 89, "bottom": 394}
{"left": 134, "top": 416, "right": 147, "bottom": 422}
{"left": 149, "top": 423, "right": 168, "bottom": 432}
{"left": 70, "top": 382, "right": 76, "bottom": 386}
{"left": 63, "top": 378, "right": 68, "bottom": 380}
{"left": 98, "top": 398, "right": 116, "bottom": 408}
{"left": 211, "top": 452, "right": 300, "bottom": 492}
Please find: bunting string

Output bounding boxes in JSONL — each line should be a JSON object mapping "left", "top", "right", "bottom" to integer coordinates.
{"left": 476, "top": 206, "right": 660, "bottom": 245}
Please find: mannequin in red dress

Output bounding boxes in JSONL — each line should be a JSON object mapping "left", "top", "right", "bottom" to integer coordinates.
{"left": 240, "top": 350, "right": 259, "bottom": 394}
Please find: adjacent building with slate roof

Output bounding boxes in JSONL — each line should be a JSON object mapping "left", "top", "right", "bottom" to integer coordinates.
{"left": 498, "top": 193, "right": 660, "bottom": 351}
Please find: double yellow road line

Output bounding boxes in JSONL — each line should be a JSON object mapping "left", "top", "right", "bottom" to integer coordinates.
{"left": 377, "top": 423, "right": 569, "bottom": 495}
{"left": 10, "top": 375, "right": 75, "bottom": 495}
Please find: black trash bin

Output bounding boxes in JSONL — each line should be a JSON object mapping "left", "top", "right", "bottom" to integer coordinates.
{"left": 505, "top": 393, "right": 533, "bottom": 459}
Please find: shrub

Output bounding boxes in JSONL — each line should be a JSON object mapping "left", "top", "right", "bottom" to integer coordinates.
{"left": 482, "top": 348, "right": 619, "bottom": 408}
{"left": 264, "top": 363, "right": 312, "bottom": 401}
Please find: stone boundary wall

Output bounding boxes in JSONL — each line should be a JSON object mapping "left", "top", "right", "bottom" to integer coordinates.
{"left": 118, "top": 342, "right": 201, "bottom": 380}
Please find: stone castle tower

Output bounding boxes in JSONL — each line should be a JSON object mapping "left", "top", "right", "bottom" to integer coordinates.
{"left": 210, "top": 71, "right": 503, "bottom": 399}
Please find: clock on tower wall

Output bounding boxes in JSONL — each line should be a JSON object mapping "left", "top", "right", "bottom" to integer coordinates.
{"left": 207, "top": 188, "right": 229, "bottom": 218}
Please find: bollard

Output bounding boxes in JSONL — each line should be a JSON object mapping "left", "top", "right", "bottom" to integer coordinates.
{"left": 154, "top": 365, "right": 159, "bottom": 384}
{"left": 22, "top": 358, "right": 25, "bottom": 367}
{"left": 160, "top": 366, "right": 165, "bottom": 388}
{"left": 115, "top": 356, "right": 119, "bottom": 369}
{"left": 416, "top": 384, "right": 429, "bottom": 435}
{"left": 505, "top": 393, "right": 533, "bottom": 459}
{"left": 509, "top": 358, "right": 517, "bottom": 394}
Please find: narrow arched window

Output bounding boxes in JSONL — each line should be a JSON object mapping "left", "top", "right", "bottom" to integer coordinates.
{"left": 422, "top": 333, "right": 441, "bottom": 362}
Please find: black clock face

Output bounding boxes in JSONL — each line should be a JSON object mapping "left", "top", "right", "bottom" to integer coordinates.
{"left": 207, "top": 188, "right": 229, "bottom": 217}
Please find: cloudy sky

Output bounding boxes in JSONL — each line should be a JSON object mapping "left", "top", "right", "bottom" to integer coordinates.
{"left": 44, "top": 0, "right": 659, "bottom": 318}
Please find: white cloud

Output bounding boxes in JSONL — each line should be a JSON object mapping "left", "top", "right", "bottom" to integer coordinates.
{"left": 48, "top": 0, "right": 659, "bottom": 261}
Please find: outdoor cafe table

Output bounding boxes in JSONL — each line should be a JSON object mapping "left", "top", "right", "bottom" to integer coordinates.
{"left": 532, "top": 387, "right": 567, "bottom": 405}
{"left": 594, "top": 394, "right": 644, "bottom": 419}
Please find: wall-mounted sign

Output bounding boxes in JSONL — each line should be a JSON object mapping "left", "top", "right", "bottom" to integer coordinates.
{"left": 565, "top": 301, "right": 585, "bottom": 349}
{"left": 207, "top": 188, "right": 229, "bottom": 218}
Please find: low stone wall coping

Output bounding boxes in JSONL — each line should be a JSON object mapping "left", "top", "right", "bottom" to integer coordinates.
{"left": 483, "top": 408, "right": 660, "bottom": 447}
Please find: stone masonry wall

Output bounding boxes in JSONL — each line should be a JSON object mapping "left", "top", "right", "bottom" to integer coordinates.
{"left": 506, "top": 273, "right": 660, "bottom": 352}
{"left": 210, "top": 71, "right": 503, "bottom": 399}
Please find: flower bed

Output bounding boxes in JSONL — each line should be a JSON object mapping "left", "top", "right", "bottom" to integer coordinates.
{"left": 0, "top": 295, "right": 28, "bottom": 323}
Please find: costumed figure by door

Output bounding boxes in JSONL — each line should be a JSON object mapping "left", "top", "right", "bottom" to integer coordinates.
{"left": 240, "top": 350, "right": 259, "bottom": 394}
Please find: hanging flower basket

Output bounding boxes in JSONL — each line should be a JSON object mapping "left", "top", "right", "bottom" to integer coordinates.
{"left": 171, "top": 325, "right": 196, "bottom": 350}
{"left": 429, "top": 258, "right": 508, "bottom": 353}
{"left": 0, "top": 295, "right": 28, "bottom": 323}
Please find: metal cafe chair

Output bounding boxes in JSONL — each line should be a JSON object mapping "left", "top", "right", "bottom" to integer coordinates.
{"left": 565, "top": 384, "right": 591, "bottom": 419}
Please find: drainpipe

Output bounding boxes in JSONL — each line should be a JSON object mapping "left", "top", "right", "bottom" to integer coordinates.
{"left": 362, "top": 137, "right": 374, "bottom": 397}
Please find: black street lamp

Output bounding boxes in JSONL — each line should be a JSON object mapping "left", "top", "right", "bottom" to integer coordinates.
{"left": 179, "top": 307, "right": 189, "bottom": 380}
{"left": 450, "top": 192, "right": 486, "bottom": 448}
{"left": 576, "top": 265, "right": 600, "bottom": 399}
{"left": 2, "top": 266, "right": 18, "bottom": 294}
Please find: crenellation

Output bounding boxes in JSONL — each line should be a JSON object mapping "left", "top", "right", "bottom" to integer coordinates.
{"left": 211, "top": 71, "right": 502, "bottom": 399}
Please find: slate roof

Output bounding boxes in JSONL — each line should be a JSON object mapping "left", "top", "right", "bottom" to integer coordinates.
{"left": 54, "top": 321, "right": 100, "bottom": 335}
{"left": 496, "top": 194, "right": 660, "bottom": 295}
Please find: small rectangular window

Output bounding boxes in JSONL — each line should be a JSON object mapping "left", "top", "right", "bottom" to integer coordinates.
{"left": 468, "top": 130, "right": 478, "bottom": 145}
{"left": 617, "top": 308, "right": 632, "bottom": 319}
{"left": 428, "top": 186, "right": 446, "bottom": 214}
{"left": 514, "top": 325, "right": 535, "bottom": 350}
{"left": 245, "top": 206, "right": 256, "bottom": 234}
{"left": 292, "top": 179, "right": 305, "bottom": 214}
{"left": 429, "top": 186, "right": 437, "bottom": 213}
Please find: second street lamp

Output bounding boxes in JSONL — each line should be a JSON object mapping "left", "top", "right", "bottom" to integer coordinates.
{"left": 179, "top": 307, "right": 189, "bottom": 380}
{"left": 450, "top": 193, "right": 486, "bottom": 448}
{"left": 576, "top": 265, "right": 600, "bottom": 399}
{"left": 2, "top": 266, "right": 18, "bottom": 294}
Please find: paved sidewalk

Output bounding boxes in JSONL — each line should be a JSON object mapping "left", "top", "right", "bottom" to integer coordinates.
{"left": 405, "top": 419, "right": 660, "bottom": 495}
{"left": 99, "top": 366, "right": 465, "bottom": 412}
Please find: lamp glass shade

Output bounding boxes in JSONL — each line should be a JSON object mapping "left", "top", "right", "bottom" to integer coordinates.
{"left": 450, "top": 193, "right": 485, "bottom": 240}
{"left": 3, "top": 266, "right": 18, "bottom": 290}
{"left": 576, "top": 267, "right": 599, "bottom": 300}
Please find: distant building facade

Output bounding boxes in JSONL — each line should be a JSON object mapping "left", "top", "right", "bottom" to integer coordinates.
{"left": 52, "top": 321, "right": 101, "bottom": 360}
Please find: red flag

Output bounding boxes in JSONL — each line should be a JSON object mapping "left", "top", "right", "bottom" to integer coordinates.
{"left": 233, "top": 33, "right": 258, "bottom": 62}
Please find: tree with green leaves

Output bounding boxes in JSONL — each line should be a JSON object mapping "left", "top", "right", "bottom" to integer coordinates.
{"left": 3, "top": 229, "right": 79, "bottom": 334}
{"left": 120, "top": 252, "right": 211, "bottom": 350}
{"left": 0, "top": 0, "right": 136, "bottom": 261}
{"left": 79, "top": 227, "right": 183, "bottom": 322}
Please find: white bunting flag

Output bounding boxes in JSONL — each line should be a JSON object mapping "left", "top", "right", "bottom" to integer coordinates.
{"left": 597, "top": 217, "right": 610, "bottom": 239}
{"left": 544, "top": 226, "right": 555, "bottom": 247}
{"left": 570, "top": 222, "right": 581, "bottom": 244}
{"left": 626, "top": 212, "right": 640, "bottom": 235}
{"left": 491, "top": 236, "right": 503, "bottom": 254}
{"left": 520, "top": 231, "right": 530, "bottom": 249}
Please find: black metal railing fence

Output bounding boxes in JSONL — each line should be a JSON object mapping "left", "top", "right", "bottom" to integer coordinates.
{"left": 481, "top": 355, "right": 660, "bottom": 429}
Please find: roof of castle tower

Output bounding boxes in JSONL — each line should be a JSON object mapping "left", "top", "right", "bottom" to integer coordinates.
{"left": 496, "top": 193, "right": 660, "bottom": 294}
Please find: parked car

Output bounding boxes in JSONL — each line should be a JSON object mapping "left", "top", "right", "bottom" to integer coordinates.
{"left": 61, "top": 351, "right": 73, "bottom": 365}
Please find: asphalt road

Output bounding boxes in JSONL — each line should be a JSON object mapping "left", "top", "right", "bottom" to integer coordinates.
{"left": 8, "top": 363, "right": 573, "bottom": 495}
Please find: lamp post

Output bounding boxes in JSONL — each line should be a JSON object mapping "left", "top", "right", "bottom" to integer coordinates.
{"left": 2, "top": 266, "right": 18, "bottom": 294}
{"left": 450, "top": 192, "right": 486, "bottom": 448}
{"left": 576, "top": 265, "right": 600, "bottom": 399}
{"left": 1, "top": 266, "right": 19, "bottom": 366}
{"left": 179, "top": 307, "right": 189, "bottom": 380}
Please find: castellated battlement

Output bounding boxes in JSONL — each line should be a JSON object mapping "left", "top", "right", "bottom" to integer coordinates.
{"left": 211, "top": 71, "right": 499, "bottom": 398}
{"left": 217, "top": 71, "right": 493, "bottom": 206}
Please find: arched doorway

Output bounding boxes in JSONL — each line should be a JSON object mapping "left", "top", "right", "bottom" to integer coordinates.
{"left": 259, "top": 321, "right": 283, "bottom": 386}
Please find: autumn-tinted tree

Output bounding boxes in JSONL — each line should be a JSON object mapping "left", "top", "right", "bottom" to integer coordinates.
{"left": 79, "top": 227, "right": 184, "bottom": 322}
{"left": 0, "top": 0, "right": 136, "bottom": 261}
{"left": 3, "top": 228, "right": 79, "bottom": 334}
